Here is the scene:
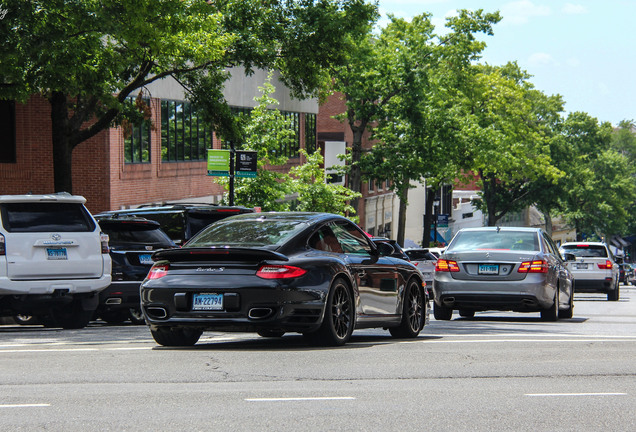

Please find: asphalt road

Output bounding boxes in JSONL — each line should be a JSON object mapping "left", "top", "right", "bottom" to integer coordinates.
{"left": 1, "top": 286, "right": 635, "bottom": 431}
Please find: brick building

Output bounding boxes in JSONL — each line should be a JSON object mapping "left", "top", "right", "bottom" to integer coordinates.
{"left": 0, "top": 69, "right": 317, "bottom": 214}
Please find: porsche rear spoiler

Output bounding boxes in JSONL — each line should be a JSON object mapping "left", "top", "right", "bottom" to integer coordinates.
{"left": 152, "top": 247, "right": 289, "bottom": 263}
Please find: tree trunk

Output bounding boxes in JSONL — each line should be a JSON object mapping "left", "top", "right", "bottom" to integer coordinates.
{"left": 396, "top": 187, "right": 408, "bottom": 247}
{"left": 542, "top": 210, "right": 553, "bottom": 236}
{"left": 50, "top": 92, "right": 73, "bottom": 193}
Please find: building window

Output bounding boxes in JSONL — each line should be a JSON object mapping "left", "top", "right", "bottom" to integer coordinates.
{"left": 123, "top": 97, "right": 151, "bottom": 164}
{"left": 161, "top": 100, "right": 212, "bottom": 162}
{"left": 281, "top": 111, "right": 300, "bottom": 158}
{"left": 0, "top": 100, "right": 16, "bottom": 163}
{"left": 305, "top": 113, "right": 317, "bottom": 154}
{"left": 368, "top": 181, "right": 374, "bottom": 193}
{"left": 462, "top": 212, "right": 474, "bottom": 219}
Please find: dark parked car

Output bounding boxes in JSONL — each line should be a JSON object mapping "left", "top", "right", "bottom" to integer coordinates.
{"left": 141, "top": 212, "right": 428, "bottom": 346}
{"left": 618, "top": 263, "right": 633, "bottom": 285}
{"left": 433, "top": 227, "right": 574, "bottom": 321}
{"left": 96, "top": 216, "right": 176, "bottom": 324}
{"left": 96, "top": 203, "right": 254, "bottom": 245}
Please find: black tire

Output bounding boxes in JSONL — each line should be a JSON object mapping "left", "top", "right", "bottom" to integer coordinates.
{"left": 100, "top": 311, "right": 128, "bottom": 325}
{"left": 459, "top": 309, "right": 475, "bottom": 318}
{"left": 128, "top": 308, "right": 146, "bottom": 325}
{"left": 433, "top": 303, "right": 453, "bottom": 320}
{"left": 13, "top": 314, "right": 38, "bottom": 325}
{"left": 312, "top": 278, "right": 354, "bottom": 346}
{"left": 559, "top": 287, "right": 574, "bottom": 319}
{"left": 541, "top": 288, "right": 559, "bottom": 321}
{"left": 390, "top": 279, "right": 425, "bottom": 338}
{"left": 36, "top": 314, "right": 60, "bottom": 328}
{"left": 150, "top": 327, "right": 202, "bottom": 347}
{"left": 52, "top": 300, "right": 94, "bottom": 329}
{"left": 608, "top": 281, "right": 619, "bottom": 301}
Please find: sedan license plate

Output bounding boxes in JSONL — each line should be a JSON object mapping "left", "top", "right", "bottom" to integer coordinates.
{"left": 478, "top": 264, "right": 499, "bottom": 275}
{"left": 138, "top": 254, "right": 153, "bottom": 265}
{"left": 46, "top": 248, "right": 68, "bottom": 260}
{"left": 192, "top": 293, "right": 223, "bottom": 311}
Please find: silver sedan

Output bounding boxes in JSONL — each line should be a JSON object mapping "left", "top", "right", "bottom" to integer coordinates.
{"left": 433, "top": 227, "right": 574, "bottom": 321}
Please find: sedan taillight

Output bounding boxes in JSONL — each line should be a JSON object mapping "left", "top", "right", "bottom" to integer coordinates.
{"left": 598, "top": 260, "right": 613, "bottom": 270}
{"left": 435, "top": 259, "right": 460, "bottom": 272}
{"left": 518, "top": 260, "right": 548, "bottom": 273}
{"left": 256, "top": 265, "right": 307, "bottom": 279}
{"left": 147, "top": 263, "right": 169, "bottom": 280}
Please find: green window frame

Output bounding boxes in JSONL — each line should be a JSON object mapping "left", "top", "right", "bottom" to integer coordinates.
{"left": 123, "top": 97, "right": 151, "bottom": 164}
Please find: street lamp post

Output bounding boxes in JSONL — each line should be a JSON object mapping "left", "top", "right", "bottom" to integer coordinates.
{"left": 432, "top": 198, "right": 440, "bottom": 246}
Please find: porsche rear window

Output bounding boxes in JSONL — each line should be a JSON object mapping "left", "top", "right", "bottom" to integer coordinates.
{"left": 187, "top": 218, "right": 306, "bottom": 247}
{"left": 0, "top": 202, "right": 96, "bottom": 232}
{"left": 448, "top": 230, "right": 540, "bottom": 252}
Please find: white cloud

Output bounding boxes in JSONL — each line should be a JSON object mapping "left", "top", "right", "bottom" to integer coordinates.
{"left": 562, "top": 3, "right": 588, "bottom": 14}
{"left": 527, "top": 52, "right": 555, "bottom": 66}
{"left": 500, "top": 1, "right": 551, "bottom": 25}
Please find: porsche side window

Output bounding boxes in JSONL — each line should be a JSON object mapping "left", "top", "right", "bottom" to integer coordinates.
{"left": 331, "top": 222, "right": 372, "bottom": 256}
{"left": 308, "top": 226, "right": 344, "bottom": 253}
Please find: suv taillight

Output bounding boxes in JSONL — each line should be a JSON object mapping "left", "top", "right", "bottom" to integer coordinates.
{"left": 147, "top": 263, "right": 169, "bottom": 280}
{"left": 598, "top": 260, "right": 613, "bottom": 270}
{"left": 100, "top": 232, "right": 110, "bottom": 254}
{"left": 518, "top": 260, "right": 548, "bottom": 273}
{"left": 0, "top": 233, "right": 5, "bottom": 256}
{"left": 435, "top": 259, "right": 460, "bottom": 272}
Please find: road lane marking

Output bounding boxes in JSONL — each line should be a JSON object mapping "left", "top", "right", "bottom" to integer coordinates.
{"left": 0, "top": 404, "right": 51, "bottom": 408}
{"left": 525, "top": 393, "right": 627, "bottom": 397}
{"left": 0, "top": 347, "right": 152, "bottom": 353}
{"left": 245, "top": 397, "right": 356, "bottom": 402}
{"left": 403, "top": 337, "right": 636, "bottom": 344}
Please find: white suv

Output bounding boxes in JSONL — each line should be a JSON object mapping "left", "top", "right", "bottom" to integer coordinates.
{"left": 0, "top": 194, "right": 112, "bottom": 328}
{"left": 560, "top": 242, "right": 620, "bottom": 301}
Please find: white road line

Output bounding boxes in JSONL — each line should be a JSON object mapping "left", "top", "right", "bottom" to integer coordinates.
{"left": 245, "top": 397, "right": 356, "bottom": 402}
{"left": 403, "top": 338, "right": 636, "bottom": 344}
{"left": 0, "top": 347, "right": 152, "bottom": 353}
{"left": 0, "top": 404, "right": 51, "bottom": 408}
{"left": 525, "top": 393, "right": 627, "bottom": 397}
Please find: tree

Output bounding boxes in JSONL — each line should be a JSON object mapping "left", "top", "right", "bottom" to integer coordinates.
{"left": 557, "top": 113, "right": 636, "bottom": 239}
{"left": 329, "top": 9, "right": 500, "bottom": 214}
{"left": 221, "top": 76, "right": 360, "bottom": 216}
{"left": 459, "top": 62, "right": 564, "bottom": 226}
{"left": 0, "top": 0, "right": 376, "bottom": 193}
{"left": 290, "top": 149, "right": 361, "bottom": 218}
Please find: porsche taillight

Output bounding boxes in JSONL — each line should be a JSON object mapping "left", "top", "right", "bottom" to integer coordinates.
{"left": 435, "top": 259, "right": 460, "bottom": 272}
{"left": 518, "top": 260, "right": 548, "bottom": 273}
{"left": 256, "top": 265, "right": 307, "bottom": 279}
{"left": 147, "top": 263, "right": 169, "bottom": 280}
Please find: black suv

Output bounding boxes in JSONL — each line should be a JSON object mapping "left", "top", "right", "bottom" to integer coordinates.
{"left": 96, "top": 203, "right": 254, "bottom": 245}
{"left": 95, "top": 216, "right": 176, "bottom": 324}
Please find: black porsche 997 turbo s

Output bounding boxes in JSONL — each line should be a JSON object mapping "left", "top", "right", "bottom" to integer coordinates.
{"left": 141, "top": 212, "right": 427, "bottom": 346}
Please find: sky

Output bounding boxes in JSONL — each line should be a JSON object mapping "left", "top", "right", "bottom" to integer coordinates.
{"left": 376, "top": 0, "right": 635, "bottom": 126}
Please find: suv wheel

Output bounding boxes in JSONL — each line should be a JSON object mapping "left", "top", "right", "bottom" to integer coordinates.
{"left": 608, "top": 282, "right": 620, "bottom": 301}
{"left": 53, "top": 300, "right": 94, "bottom": 329}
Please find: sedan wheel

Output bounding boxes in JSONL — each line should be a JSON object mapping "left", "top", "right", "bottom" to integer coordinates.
{"left": 150, "top": 327, "right": 202, "bottom": 347}
{"left": 311, "top": 278, "right": 354, "bottom": 346}
{"left": 540, "top": 289, "right": 559, "bottom": 321}
{"left": 390, "top": 280, "right": 425, "bottom": 338}
{"left": 558, "top": 287, "right": 574, "bottom": 319}
{"left": 433, "top": 303, "right": 453, "bottom": 320}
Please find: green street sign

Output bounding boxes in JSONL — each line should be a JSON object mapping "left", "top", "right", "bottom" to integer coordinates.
{"left": 207, "top": 149, "right": 230, "bottom": 177}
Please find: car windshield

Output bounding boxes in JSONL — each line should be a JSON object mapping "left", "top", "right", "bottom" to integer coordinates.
{"left": 447, "top": 230, "right": 540, "bottom": 252}
{"left": 561, "top": 244, "right": 608, "bottom": 258}
{"left": 102, "top": 225, "right": 175, "bottom": 249}
{"left": 186, "top": 218, "right": 308, "bottom": 248}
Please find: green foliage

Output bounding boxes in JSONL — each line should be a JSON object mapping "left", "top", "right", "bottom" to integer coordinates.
{"left": 0, "top": 0, "right": 377, "bottom": 192}
{"left": 290, "top": 149, "right": 361, "bottom": 219}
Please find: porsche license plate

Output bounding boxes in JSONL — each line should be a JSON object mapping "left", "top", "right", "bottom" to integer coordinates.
{"left": 192, "top": 293, "right": 223, "bottom": 311}
{"left": 478, "top": 264, "right": 499, "bottom": 275}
